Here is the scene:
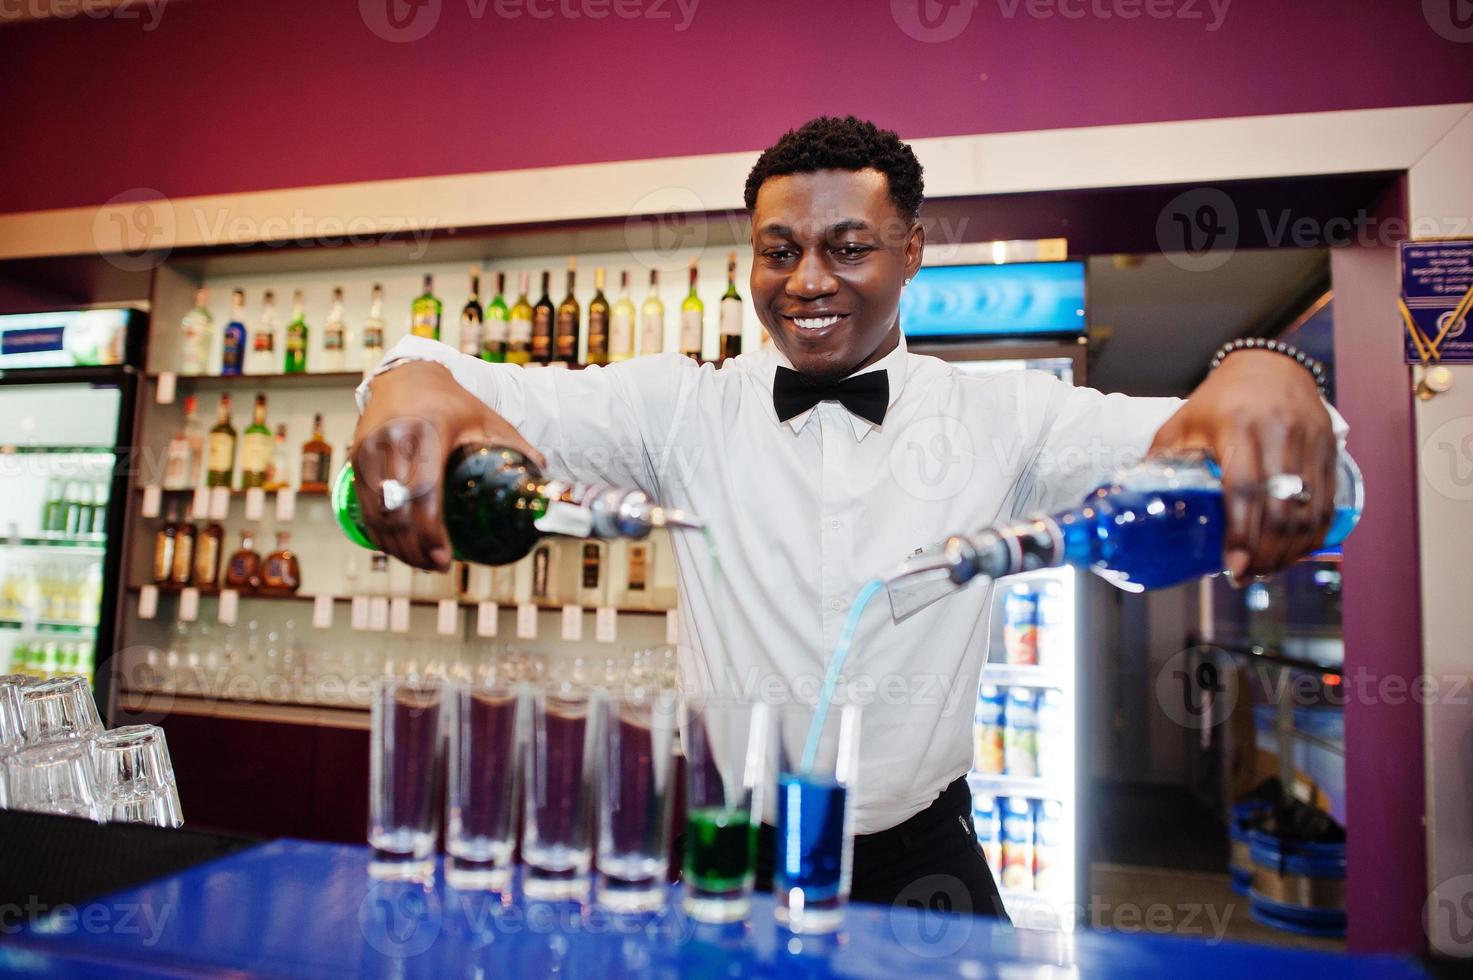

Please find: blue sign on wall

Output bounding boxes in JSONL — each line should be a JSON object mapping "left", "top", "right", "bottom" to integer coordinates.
{"left": 900, "top": 261, "right": 1086, "bottom": 340}
{"left": 1402, "top": 240, "right": 1473, "bottom": 364}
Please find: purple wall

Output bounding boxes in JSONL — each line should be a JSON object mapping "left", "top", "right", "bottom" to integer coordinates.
{"left": 1, "top": 0, "right": 1470, "bottom": 215}
{"left": 1330, "top": 179, "right": 1427, "bottom": 955}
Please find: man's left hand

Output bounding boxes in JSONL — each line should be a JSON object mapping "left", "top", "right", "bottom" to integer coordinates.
{"left": 1149, "top": 349, "right": 1337, "bottom": 582}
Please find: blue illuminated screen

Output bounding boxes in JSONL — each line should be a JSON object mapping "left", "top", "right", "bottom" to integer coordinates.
{"left": 899, "top": 261, "right": 1086, "bottom": 338}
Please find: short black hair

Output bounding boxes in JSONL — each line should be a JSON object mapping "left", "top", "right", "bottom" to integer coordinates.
{"left": 743, "top": 116, "right": 925, "bottom": 222}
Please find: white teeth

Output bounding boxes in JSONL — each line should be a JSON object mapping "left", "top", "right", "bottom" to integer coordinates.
{"left": 794, "top": 316, "right": 840, "bottom": 330}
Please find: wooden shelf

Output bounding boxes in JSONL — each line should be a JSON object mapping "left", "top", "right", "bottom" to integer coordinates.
{"left": 133, "top": 486, "right": 329, "bottom": 497}
{"left": 146, "top": 371, "right": 365, "bottom": 389}
{"left": 126, "top": 585, "right": 671, "bottom": 616}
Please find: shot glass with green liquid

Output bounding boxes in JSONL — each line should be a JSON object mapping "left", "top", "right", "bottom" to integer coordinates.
{"left": 680, "top": 699, "right": 771, "bottom": 923}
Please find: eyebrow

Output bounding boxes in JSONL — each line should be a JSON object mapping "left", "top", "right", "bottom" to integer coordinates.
{"left": 757, "top": 219, "right": 874, "bottom": 238}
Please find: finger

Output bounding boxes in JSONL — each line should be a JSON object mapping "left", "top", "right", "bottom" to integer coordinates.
{"left": 1263, "top": 420, "right": 1309, "bottom": 575}
{"left": 479, "top": 428, "right": 546, "bottom": 471}
{"left": 1219, "top": 427, "right": 1263, "bottom": 584}
{"left": 353, "top": 416, "right": 452, "bottom": 571}
{"left": 1305, "top": 426, "right": 1338, "bottom": 555}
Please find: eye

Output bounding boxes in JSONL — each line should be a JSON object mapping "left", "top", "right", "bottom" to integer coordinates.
{"left": 835, "top": 244, "right": 873, "bottom": 259}
{"left": 763, "top": 247, "right": 796, "bottom": 263}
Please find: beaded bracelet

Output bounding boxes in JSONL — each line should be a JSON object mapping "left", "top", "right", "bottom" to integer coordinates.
{"left": 1208, "top": 337, "right": 1327, "bottom": 397}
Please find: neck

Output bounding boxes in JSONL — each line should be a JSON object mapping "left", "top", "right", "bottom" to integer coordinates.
{"left": 848, "top": 325, "right": 901, "bottom": 376}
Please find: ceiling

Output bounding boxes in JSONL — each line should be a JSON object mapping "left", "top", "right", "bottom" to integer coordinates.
{"left": 1086, "top": 248, "right": 1329, "bottom": 398}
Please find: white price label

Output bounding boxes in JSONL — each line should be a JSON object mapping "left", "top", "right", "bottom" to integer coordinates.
{"left": 369, "top": 596, "right": 389, "bottom": 632}
{"left": 595, "top": 607, "right": 617, "bottom": 643}
{"left": 244, "top": 487, "right": 265, "bottom": 521}
{"left": 350, "top": 596, "right": 369, "bottom": 630}
{"left": 208, "top": 486, "right": 230, "bottom": 521}
{"left": 191, "top": 487, "right": 210, "bottom": 519}
{"left": 275, "top": 487, "right": 296, "bottom": 522}
{"left": 476, "top": 601, "right": 499, "bottom": 638}
{"left": 155, "top": 372, "right": 176, "bottom": 405}
{"left": 516, "top": 603, "right": 538, "bottom": 639}
{"left": 437, "top": 599, "right": 459, "bottom": 636}
{"left": 179, "top": 587, "right": 200, "bottom": 622}
{"left": 665, "top": 609, "right": 680, "bottom": 646}
{"left": 138, "top": 585, "right": 159, "bottom": 620}
{"left": 390, "top": 597, "right": 411, "bottom": 633}
{"left": 218, "top": 589, "right": 239, "bottom": 625}
{"left": 313, "top": 594, "right": 335, "bottom": 629}
{"left": 561, "top": 605, "right": 583, "bottom": 641}
{"left": 141, "top": 485, "right": 162, "bottom": 519}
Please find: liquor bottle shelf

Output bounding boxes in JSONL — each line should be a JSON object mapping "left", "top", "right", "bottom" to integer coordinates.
{"left": 980, "top": 663, "right": 1067, "bottom": 689}
{"left": 126, "top": 584, "right": 672, "bottom": 616}
{"left": 1, "top": 534, "right": 107, "bottom": 552}
{"left": 0, "top": 444, "right": 117, "bottom": 456}
{"left": 133, "top": 485, "right": 330, "bottom": 498}
{"left": 148, "top": 371, "right": 366, "bottom": 390}
{"left": 0, "top": 618, "right": 97, "bottom": 635}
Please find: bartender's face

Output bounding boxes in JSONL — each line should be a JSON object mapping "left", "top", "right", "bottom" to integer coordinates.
{"left": 751, "top": 168, "right": 924, "bottom": 381}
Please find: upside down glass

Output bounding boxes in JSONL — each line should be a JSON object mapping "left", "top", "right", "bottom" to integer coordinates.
{"left": 92, "top": 724, "right": 183, "bottom": 828}
{"left": 597, "top": 689, "right": 678, "bottom": 911}
{"left": 522, "top": 684, "right": 599, "bottom": 900}
{"left": 445, "top": 676, "right": 520, "bottom": 891}
{"left": 775, "top": 702, "right": 861, "bottom": 933}
{"left": 369, "top": 674, "right": 445, "bottom": 880}
{"left": 5, "top": 739, "right": 101, "bottom": 820}
{"left": 19, "top": 675, "right": 103, "bottom": 745}
{"left": 681, "top": 699, "right": 770, "bottom": 923}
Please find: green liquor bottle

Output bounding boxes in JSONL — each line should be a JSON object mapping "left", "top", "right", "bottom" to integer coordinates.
{"left": 483, "top": 271, "right": 509, "bottom": 363}
{"left": 284, "top": 289, "right": 309, "bottom": 374}
{"left": 507, "top": 271, "right": 534, "bottom": 365}
{"left": 554, "top": 257, "right": 581, "bottom": 364}
{"left": 239, "top": 394, "right": 273, "bottom": 489}
{"left": 680, "top": 257, "right": 704, "bottom": 361}
{"left": 586, "top": 267, "right": 610, "bottom": 366}
{"left": 411, "top": 274, "right": 442, "bottom": 341}
{"left": 531, "top": 271, "right": 555, "bottom": 364}
{"left": 718, "top": 251, "right": 743, "bottom": 362}
{"left": 206, "top": 394, "right": 237, "bottom": 489}
{"left": 332, "top": 446, "right": 702, "bottom": 566}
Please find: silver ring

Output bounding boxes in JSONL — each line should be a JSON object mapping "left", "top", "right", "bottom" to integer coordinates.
{"left": 1265, "top": 473, "right": 1312, "bottom": 504}
{"left": 381, "top": 478, "right": 411, "bottom": 513}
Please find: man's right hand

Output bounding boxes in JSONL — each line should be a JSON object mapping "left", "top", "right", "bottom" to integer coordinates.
{"left": 349, "top": 360, "right": 545, "bottom": 572}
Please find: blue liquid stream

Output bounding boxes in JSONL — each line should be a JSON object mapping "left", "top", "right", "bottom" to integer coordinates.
{"left": 776, "top": 774, "right": 847, "bottom": 900}
{"left": 801, "top": 577, "right": 886, "bottom": 773}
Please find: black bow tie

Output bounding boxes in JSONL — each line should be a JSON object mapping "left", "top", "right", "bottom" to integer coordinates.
{"left": 773, "top": 366, "right": 889, "bottom": 426}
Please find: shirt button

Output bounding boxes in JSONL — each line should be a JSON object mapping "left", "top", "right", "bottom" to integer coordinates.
{"left": 829, "top": 519, "right": 841, "bottom": 530}
{"left": 830, "top": 599, "right": 843, "bottom": 611}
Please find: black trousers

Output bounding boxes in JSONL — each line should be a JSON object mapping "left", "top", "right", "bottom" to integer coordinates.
{"left": 756, "top": 776, "right": 1010, "bottom": 921}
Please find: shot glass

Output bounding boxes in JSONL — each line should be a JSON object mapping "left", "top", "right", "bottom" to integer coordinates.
{"left": 522, "top": 683, "right": 599, "bottom": 900}
{"left": 774, "top": 702, "right": 861, "bottom": 933}
{"left": 92, "top": 724, "right": 183, "bottom": 828}
{"left": 596, "top": 689, "right": 678, "bottom": 911}
{"left": 681, "top": 699, "right": 771, "bottom": 923}
{"left": 19, "top": 675, "right": 103, "bottom": 745}
{"left": 369, "top": 673, "right": 446, "bottom": 881}
{"left": 4, "top": 739, "right": 102, "bottom": 820}
{"left": 445, "top": 675, "right": 520, "bottom": 891}
{"left": 0, "top": 674, "right": 29, "bottom": 752}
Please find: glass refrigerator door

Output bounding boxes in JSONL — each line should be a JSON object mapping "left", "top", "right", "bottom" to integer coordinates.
{"left": 0, "top": 383, "right": 121, "bottom": 683}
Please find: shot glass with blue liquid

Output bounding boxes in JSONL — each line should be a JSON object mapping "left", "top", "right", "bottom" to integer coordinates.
{"left": 774, "top": 702, "right": 861, "bottom": 933}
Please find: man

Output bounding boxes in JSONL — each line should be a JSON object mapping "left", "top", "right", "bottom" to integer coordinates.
{"left": 351, "top": 117, "right": 1342, "bottom": 918}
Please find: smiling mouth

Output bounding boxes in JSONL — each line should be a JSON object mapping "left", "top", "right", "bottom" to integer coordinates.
{"left": 785, "top": 313, "right": 849, "bottom": 331}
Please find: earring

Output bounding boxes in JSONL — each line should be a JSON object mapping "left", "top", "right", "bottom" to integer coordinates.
{"left": 903, "top": 277, "right": 912, "bottom": 286}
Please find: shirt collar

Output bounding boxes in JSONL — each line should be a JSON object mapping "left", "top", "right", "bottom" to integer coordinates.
{"left": 764, "top": 333, "right": 910, "bottom": 442}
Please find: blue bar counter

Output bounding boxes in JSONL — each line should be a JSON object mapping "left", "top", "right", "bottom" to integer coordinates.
{"left": 2, "top": 840, "right": 1428, "bottom": 978}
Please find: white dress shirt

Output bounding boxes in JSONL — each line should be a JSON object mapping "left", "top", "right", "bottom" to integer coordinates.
{"left": 361, "top": 335, "right": 1221, "bottom": 832}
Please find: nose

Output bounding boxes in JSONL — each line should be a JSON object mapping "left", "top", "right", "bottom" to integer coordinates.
{"left": 785, "top": 250, "right": 838, "bottom": 301}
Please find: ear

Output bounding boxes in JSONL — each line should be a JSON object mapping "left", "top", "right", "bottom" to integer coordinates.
{"left": 903, "top": 222, "right": 925, "bottom": 282}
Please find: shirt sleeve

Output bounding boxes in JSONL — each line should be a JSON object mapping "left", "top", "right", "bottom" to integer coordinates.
{"left": 355, "top": 335, "right": 697, "bottom": 497}
{"left": 1007, "top": 371, "right": 1350, "bottom": 518}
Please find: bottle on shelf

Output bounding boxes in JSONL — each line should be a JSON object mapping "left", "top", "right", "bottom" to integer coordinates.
{"left": 532, "top": 271, "right": 555, "bottom": 365}
{"left": 221, "top": 289, "right": 247, "bottom": 376}
{"left": 239, "top": 395, "right": 273, "bottom": 489}
{"left": 170, "top": 518, "right": 196, "bottom": 586}
{"left": 578, "top": 541, "right": 606, "bottom": 606}
{"left": 154, "top": 502, "right": 180, "bottom": 584}
{"left": 719, "top": 251, "right": 743, "bottom": 362}
{"left": 334, "top": 445, "right": 703, "bottom": 566}
{"left": 586, "top": 267, "right": 610, "bottom": 367}
{"left": 885, "top": 450, "right": 1366, "bottom": 593}
{"left": 225, "top": 531, "right": 263, "bottom": 592}
{"left": 180, "top": 287, "right": 214, "bottom": 377}
{"left": 507, "top": 271, "right": 534, "bottom": 365}
{"left": 483, "top": 271, "right": 509, "bottom": 363}
{"left": 531, "top": 543, "right": 554, "bottom": 601}
{"left": 262, "top": 532, "right": 302, "bottom": 595}
{"left": 555, "top": 257, "right": 581, "bottom": 364}
{"left": 195, "top": 521, "right": 224, "bottom": 589}
{"left": 640, "top": 269, "right": 665, "bottom": 356}
{"left": 321, "top": 286, "right": 348, "bottom": 373}
{"left": 459, "top": 267, "right": 484, "bottom": 358}
{"left": 610, "top": 270, "right": 636, "bottom": 363}
{"left": 284, "top": 289, "right": 309, "bottom": 374}
{"left": 626, "top": 541, "right": 652, "bottom": 604}
{"left": 264, "top": 424, "right": 290, "bottom": 492}
{"left": 680, "top": 258, "right": 704, "bottom": 361}
{"left": 411, "top": 274, "right": 442, "bottom": 341}
{"left": 299, "top": 413, "right": 333, "bottom": 494}
{"left": 362, "top": 283, "right": 386, "bottom": 373}
{"left": 41, "top": 479, "right": 64, "bottom": 533}
{"left": 206, "top": 395, "right": 237, "bottom": 489}
{"left": 249, "top": 291, "right": 279, "bottom": 376}
{"left": 163, "top": 395, "right": 205, "bottom": 490}
{"left": 90, "top": 482, "right": 109, "bottom": 535}
{"left": 368, "top": 551, "right": 390, "bottom": 597}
